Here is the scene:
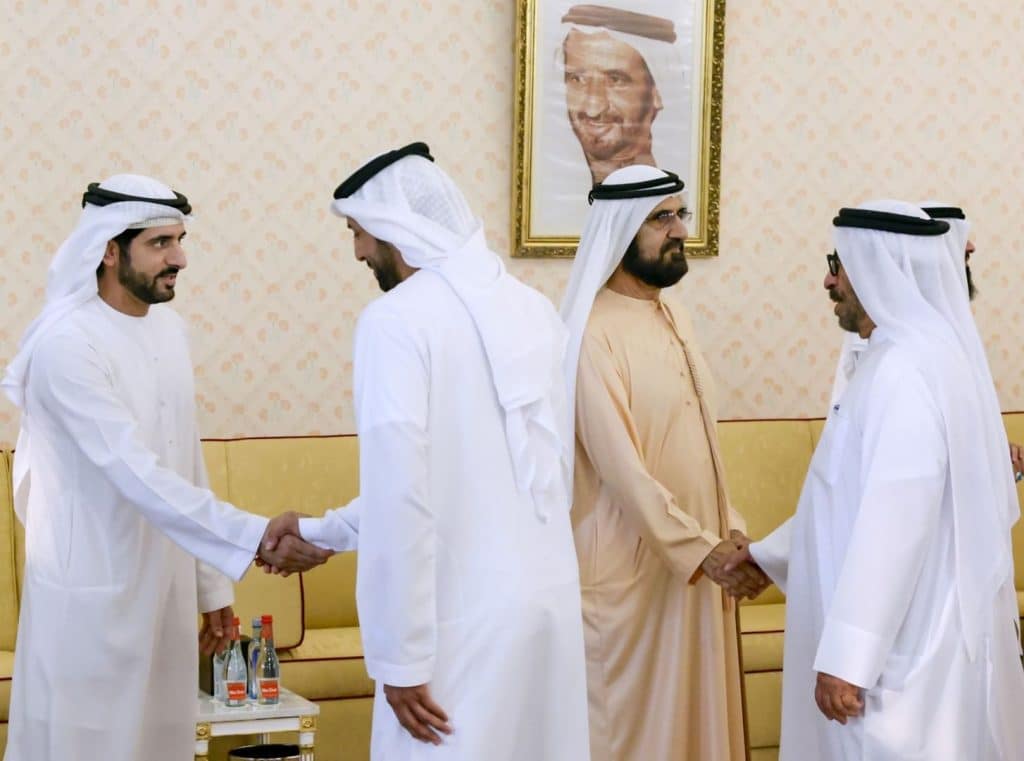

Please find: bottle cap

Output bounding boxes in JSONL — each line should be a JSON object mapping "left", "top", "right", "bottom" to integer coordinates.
{"left": 261, "top": 614, "right": 273, "bottom": 624}
{"left": 252, "top": 616, "right": 262, "bottom": 627}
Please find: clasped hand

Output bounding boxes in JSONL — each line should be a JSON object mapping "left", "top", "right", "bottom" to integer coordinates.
{"left": 255, "top": 511, "right": 333, "bottom": 576}
{"left": 700, "top": 530, "right": 770, "bottom": 600}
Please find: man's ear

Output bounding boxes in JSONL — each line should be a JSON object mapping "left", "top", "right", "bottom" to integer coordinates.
{"left": 96, "top": 239, "right": 120, "bottom": 277}
{"left": 101, "top": 240, "right": 119, "bottom": 268}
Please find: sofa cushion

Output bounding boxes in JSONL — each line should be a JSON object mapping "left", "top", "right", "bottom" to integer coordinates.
{"left": 740, "top": 603, "right": 786, "bottom": 672}
{"left": 0, "top": 649, "right": 14, "bottom": 721}
{"left": 303, "top": 551, "right": 360, "bottom": 631}
{"left": 0, "top": 453, "right": 18, "bottom": 650}
{"left": 744, "top": 670, "right": 782, "bottom": 749}
{"left": 230, "top": 572, "right": 305, "bottom": 650}
{"left": 279, "top": 627, "right": 374, "bottom": 700}
{"left": 718, "top": 420, "right": 814, "bottom": 606}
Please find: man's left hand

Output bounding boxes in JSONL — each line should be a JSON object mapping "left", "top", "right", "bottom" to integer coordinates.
{"left": 199, "top": 605, "right": 234, "bottom": 656}
{"left": 383, "top": 683, "right": 453, "bottom": 744}
{"left": 814, "top": 671, "right": 864, "bottom": 724}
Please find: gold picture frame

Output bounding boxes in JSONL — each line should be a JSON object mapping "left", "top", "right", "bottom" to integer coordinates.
{"left": 512, "top": 0, "right": 726, "bottom": 258}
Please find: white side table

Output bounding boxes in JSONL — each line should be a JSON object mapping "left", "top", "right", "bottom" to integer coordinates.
{"left": 195, "top": 688, "right": 320, "bottom": 761}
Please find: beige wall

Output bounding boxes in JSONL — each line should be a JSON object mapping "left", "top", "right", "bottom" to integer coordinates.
{"left": 1, "top": 1, "right": 1022, "bottom": 443}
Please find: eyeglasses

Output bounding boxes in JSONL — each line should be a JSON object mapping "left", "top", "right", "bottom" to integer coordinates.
{"left": 646, "top": 207, "right": 693, "bottom": 229}
{"left": 826, "top": 251, "right": 841, "bottom": 277}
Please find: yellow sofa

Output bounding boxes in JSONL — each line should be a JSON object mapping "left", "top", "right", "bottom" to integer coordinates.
{"left": 1, "top": 417, "right": 1023, "bottom": 761}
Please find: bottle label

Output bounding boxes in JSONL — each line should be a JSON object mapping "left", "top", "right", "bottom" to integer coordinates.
{"left": 226, "top": 681, "right": 247, "bottom": 702}
{"left": 259, "top": 679, "right": 280, "bottom": 700}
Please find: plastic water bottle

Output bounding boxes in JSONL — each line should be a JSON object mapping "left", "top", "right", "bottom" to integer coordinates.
{"left": 247, "top": 616, "right": 263, "bottom": 700}
{"left": 224, "top": 617, "right": 248, "bottom": 707}
{"left": 255, "top": 614, "right": 281, "bottom": 705}
{"left": 212, "top": 647, "right": 227, "bottom": 701}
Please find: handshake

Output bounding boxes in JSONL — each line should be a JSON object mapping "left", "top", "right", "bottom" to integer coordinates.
{"left": 700, "top": 530, "right": 770, "bottom": 600}
{"left": 255, "top": 511, "right": 334, "bottom": 576}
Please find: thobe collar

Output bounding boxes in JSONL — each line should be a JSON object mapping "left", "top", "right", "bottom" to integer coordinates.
{"left": 95, "top": 294, "right": 154, "bottom": 328}
{"left": 600, "top": 286, "right": 663, "bottom": 309}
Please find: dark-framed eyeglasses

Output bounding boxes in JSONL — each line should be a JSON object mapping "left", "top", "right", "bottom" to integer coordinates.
{"left": 826, "top": 251, "right": 841, "bottom": 277}
{"left": 646, "top": 207, "right": 694, "bottom": 228}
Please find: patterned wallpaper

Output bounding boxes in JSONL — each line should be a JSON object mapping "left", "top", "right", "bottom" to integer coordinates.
{"left": 0, "top": 1, "right": 1022, "bottom": 444}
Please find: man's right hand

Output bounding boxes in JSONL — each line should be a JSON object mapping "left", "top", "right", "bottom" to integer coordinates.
{"left": 702, "top": 540, "right": 769, "bottom": 599}
{"left": 256, "top": 512, "right": 333, "bottom": 576}
{"left": 814, "top": 671, "right": 864, "bottom": 724}
{"left": 383, "top": 683, "right": 453, "bottom": 745}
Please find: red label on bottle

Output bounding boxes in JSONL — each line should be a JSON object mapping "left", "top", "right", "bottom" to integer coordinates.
{"left": 259, "top": 679, "right": 280, "bottom": 700}
{"left": 226, "top": 681, "right": 247, "bottom": 702}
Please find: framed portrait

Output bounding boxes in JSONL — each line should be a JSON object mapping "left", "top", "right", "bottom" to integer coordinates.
{"left": 512, "top": 0, "right": 726, "bottom": 258}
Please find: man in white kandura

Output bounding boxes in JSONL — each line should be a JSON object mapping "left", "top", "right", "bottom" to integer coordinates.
{"left": 292, "top": 143, "right": 590, "bottom": 760}
{"left": 2, "top": 174, "right": 331, "bottom": 761}
{"left": 731, "top": 202, "right": 1024, "bottom": 760}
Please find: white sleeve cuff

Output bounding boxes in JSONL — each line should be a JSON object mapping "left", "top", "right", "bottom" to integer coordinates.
{"left": 221, "top": 514, "right": 270, "bottom": 582}
{"left": 749, "top": 520, "right": 792, "bottom": 594}
{"left": 299, "top": 517, "right": 336, "bottom": 551}
{"left": 299, "top": 503, "right": 360, "bottom": 552}
{"left": 365, "top": 655, "right": 435, "bottom": 688}
{"left": 197, "top": 575, "right": 234, "bottom": 613}
{"left": 813, "top": 616, "right": 886, "bottom": 690}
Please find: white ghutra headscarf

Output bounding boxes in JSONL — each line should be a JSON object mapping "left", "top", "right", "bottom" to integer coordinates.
{"left": 332, "top": 148, "right": 571, "bottom": 518}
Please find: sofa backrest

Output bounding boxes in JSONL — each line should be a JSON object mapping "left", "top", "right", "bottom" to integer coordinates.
{"left": 717, "top": 420, "right": 817, "bottom": 605}
{"left": 217, "top": 437, "right": 362, "bottom": 635}
{"left": 199, "top": 439, "right": 303, "bottom": 648}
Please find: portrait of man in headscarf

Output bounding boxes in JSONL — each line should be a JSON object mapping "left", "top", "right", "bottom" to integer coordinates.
{"left": 561, "top": 4, "right": 677, "bottom": 185}
{"left": 526, "top": 0, "right": 700, "bottom": 243}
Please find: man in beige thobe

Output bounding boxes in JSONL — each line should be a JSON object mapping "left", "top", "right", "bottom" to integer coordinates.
{"left": 560, "top": 165, "right": 768, "bottom": 761}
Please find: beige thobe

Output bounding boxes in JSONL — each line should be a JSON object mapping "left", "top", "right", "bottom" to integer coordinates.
{"left": 573, "top": 287, "right": 747, "bottom": 761}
